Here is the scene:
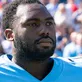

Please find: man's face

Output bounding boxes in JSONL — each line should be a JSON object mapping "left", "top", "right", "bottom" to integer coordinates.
{"left": 13, "top": 3, "right": 56, "bottom": 61}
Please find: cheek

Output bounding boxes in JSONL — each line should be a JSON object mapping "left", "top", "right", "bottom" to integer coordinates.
{"left": 18, "top": 28, "right": 27, "bottom": 37}
{"left": 22, "top": 31, "right": 36, "bottom": 45}
{"left": 50, "top": 28, "right": 56, "bottom": 37}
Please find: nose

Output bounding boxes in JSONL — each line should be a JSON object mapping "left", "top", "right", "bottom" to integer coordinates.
{"left": 39, "top": 27, "right": 49, "bottom": 37}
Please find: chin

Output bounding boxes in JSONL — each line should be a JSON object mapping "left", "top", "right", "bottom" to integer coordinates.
{"left": 29, "top": 47, "right": 55, "bottom": 62}
{"left": 29, "top": 44, "right": 55, "bottom": 61}
{"left": 15, "top": 46, "right": 55, "bottom": 62}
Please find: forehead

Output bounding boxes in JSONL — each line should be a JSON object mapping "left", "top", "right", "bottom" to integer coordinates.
{"left": 16, "top": 3, "right": 51, "bottom": 22}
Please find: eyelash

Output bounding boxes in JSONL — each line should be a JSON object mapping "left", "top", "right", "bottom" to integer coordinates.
{"left": 26, "top": 21, "right": 54, "bottom": 28}
{"left": 27, "top": 23, "right": 40, "bottom": 27}
{"left": 45, "top": 21, "right": 53, "bottom": 26}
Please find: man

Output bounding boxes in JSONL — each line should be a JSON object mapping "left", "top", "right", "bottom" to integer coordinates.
{"left": 0, "top": 0, "right": 82, "bottom": 82}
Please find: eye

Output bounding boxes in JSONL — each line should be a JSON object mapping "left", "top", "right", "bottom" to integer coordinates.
{"left": 27, "top": 22, "right": 40, "bottom": 28}
{"left": 31, "top": 23, "right": 40, "bottom": 27}
{"left": 45, "top": 21, "right": 53, "bottom": 26}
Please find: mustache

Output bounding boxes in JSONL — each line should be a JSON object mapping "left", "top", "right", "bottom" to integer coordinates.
{"left": 34, "top": 35, "right": 55, "bottom": 44}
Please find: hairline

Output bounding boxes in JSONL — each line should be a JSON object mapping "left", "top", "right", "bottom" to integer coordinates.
{"left": 2, "top": 0, "right": 43, "bottom": 30}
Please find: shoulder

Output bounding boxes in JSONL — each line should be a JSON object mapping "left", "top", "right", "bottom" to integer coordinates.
{"left": 0, "top": 54, "right": 12, "bottom": 67}
{"left": 0, "top": 54, "right": 23, "bottom": 77}
{"left": 55, "top": 57, "right": 82, "bottom": 73}
{"left": 0, "top": 54, "right": 14, "bottom": 73}
{"left": 68, "top": 56, "right": 82, "bottom": 66}
{"left": 52, "top": 57, "right": 82, "bottom": 81}
{"left": 0, "top": 54, "right": 12, "bottom": 64}
{"left": 54, "top": 57, "right": 82, "bottom": 68}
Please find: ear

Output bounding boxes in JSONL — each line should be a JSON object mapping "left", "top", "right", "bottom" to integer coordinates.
{"left": 4, "top": 29, "right": 14, "bottom": 41}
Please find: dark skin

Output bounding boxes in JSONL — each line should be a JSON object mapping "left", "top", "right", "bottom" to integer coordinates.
{"left": 5, "top": 3, "right": 56, "bottom": 80}
{"left": 16, "top": 58, "right": 54, "bottom": 80}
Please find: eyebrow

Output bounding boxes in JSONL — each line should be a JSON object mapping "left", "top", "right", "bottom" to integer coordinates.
{"left": 45, "top": 17, "right": 54, "bottom": 21}
{"left": 21, "top": 18, "right": 40, "bottom": 26}
{"left": 25, "top": 17, "right": 54, "bottom": 22}
{"left": 25, "top": 18, "right": 40, "bottom": 22}
{"left": 22, "top": 17, "right": 54, "bottom": 25}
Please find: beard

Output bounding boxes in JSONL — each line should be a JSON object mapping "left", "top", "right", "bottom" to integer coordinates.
{"left": 14, "top": 34, "right": 56, "bottom": 62}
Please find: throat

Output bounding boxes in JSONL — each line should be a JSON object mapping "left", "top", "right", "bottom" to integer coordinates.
{"left": 26, "top": 59, "right": 54, "bottom": 80}
{"left": 13, "top": 57, "right": 54, "bottom": 80}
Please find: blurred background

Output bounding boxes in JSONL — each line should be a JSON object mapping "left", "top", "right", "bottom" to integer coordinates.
{"left": 0, "top": 0, "right": 82, "bottom": 58}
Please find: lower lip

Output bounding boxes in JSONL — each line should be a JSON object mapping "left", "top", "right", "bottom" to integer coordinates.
{"left": 38, "top": 42, "right": 52, "bottom": 46}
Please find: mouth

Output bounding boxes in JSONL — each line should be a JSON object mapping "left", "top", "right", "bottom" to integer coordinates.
{"left": 36, "top": 39, "right": 53, "bottom": 47}
{"left": 37, "top": 39, "right": 52, "bottom": 44}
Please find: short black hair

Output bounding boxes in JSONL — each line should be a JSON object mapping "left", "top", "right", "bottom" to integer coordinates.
{"left": 2, "top": 0, "right": 42, "bottom": 30}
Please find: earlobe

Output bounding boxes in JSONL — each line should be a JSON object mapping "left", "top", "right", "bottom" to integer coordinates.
{"left": 4, "top": 29, "right": 14, "bottom": 41}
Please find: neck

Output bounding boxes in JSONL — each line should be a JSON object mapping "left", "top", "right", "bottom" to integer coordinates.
{"left": 12, "top": 55, "right": 54, "bottom": 80}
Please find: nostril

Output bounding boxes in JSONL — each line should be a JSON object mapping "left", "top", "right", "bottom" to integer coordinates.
{"left": 39, "top": 27, "right": 49, "bottom": 37}
{"left": 47, "top": 32, "right": 49, "bottom": 35}
{"left": 40, "top": 32, "right": 49, "bottom": 38}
